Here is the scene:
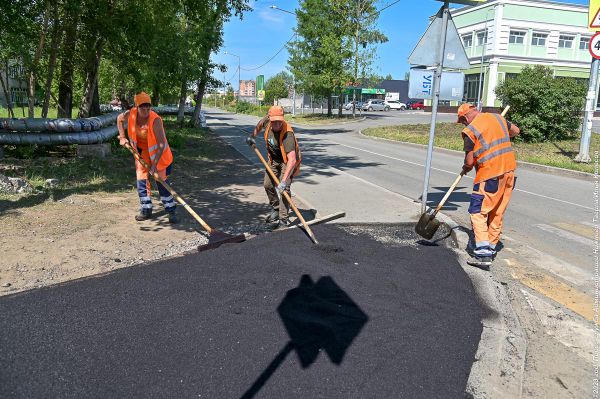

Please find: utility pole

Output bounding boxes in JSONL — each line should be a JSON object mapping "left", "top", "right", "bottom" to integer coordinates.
{"left": 225, "top": 51, "right": 241, "bottom": 104}
{"left": 476, "top": 8, "right": 493, "bottom": 111}
{"left": 576, "top": 57, "right": 599, "bottom": 163}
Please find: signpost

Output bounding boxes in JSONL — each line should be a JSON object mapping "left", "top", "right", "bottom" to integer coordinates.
{"left": 576, "top": 3, "right": 600, "bottom": 163}
{"left": 409, "top": 1, "right": 470, "bottom": 214}
{"left": 408, "top": 70, "right": 464, "bottom": 101}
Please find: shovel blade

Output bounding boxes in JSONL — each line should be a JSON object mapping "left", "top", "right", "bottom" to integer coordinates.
{"left": 198, "top": 230, "right": 246, "bottom": 252}
{"left": 415, "top": 212, "right": 440, "bottom": 240}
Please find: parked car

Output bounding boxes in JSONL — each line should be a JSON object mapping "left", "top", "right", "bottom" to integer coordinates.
{"left": 362, "top": 99, "right": 389, "bottom": 111}
{"left": 407, "top": 100, "right": 424, "bottom": 110}
{"left": 344, "top": 101, "right": 363, "bottom": 111}
{"left": 384, "top": 100, "right": 406, "bottom": 111}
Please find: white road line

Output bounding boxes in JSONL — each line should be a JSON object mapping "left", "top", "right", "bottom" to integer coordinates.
{"left": 535, "top": 224, "right": 594, "bottom": 247}
{"left": 330, "top": 142, "right": 593, "bottom": 211}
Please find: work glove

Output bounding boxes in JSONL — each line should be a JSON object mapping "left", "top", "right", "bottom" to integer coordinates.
{"left": 275, "top": 181, "right": 287, "bottom": 195}
{"left": 246, "top": 135, "right": 256, "bottom": 146}
{"left": 461, "top": 164, "right": 473, "bottom": 175}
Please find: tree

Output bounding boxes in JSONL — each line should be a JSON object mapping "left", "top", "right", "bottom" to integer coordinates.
{"left": 494, "top": 65, "right": 586, "bottom": 142}
{"left": 264, "top": 72, "right": 291, "bottom": 105}
{"left": 385, "top": 73, "right": 393, "bottom": 80}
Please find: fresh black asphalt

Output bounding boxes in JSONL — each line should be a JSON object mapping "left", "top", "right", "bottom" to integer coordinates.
{"left": 0, "top": 224, "right": 483, "bottom": 398}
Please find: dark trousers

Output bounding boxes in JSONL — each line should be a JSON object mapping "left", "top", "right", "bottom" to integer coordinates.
{"left": 263, "top": 160, "right": 292, "bottom": 220}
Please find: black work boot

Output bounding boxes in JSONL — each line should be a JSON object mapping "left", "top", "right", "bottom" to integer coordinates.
{"left": 274, "top": 218, "right": 291, "bottom": 230}
{"left": 135, "top": 210, "right": 153, "bottom": 221}
{"left": 265, "top": 209, "right": 279, "bottom": 223}
{"left": 167, "top": 210, "right": 179, "bottom": 224}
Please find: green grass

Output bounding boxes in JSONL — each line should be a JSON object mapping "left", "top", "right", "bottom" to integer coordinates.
{"left": 363, "top": 123, "right": 600, "bottom": 174}
{"left": 0, "top": 116, "right": 216, "bottom": 205}
{"left": 0, "top": 106, "right": 58, "bottom": 119}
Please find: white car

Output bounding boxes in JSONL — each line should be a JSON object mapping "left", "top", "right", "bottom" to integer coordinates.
{"left": 384, "top": 100, "right": 406, "bottom": 110}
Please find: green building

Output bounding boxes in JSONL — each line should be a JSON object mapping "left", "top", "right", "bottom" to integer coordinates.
{"left": 451, "top": 0, "right": 590, "bottom": 107}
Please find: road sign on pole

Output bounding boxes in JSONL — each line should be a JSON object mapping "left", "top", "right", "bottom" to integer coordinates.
{"left": 408, "top": 70, "right": 464, "bottom": 101}
{"left": 590, "top": 32, "right": 600, "bottom": 59}
{"left": 590, "top": 0, "right": 600, "bottom": 31}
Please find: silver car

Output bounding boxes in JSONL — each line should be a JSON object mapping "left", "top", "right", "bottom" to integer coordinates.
{"left": 362, "top": 99, "right": 389, "bottom": 111}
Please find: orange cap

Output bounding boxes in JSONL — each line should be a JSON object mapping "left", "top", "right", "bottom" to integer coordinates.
{"left": 457, "top": 103, "right": 475, "bottom": 122}
{"left": 268, "top": 106, "right": 285, "bottom": 122}
{"left": 134, "top": 92, "right": 152, "bottom": 107}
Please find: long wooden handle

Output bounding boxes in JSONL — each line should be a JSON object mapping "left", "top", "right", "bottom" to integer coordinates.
{"left": 501, "top": 105, "right": 510, "bottom": 116}
{"left": 124, "top": 143, "right": 214, "bottom": 233}
{"left": 251, "top": 145, "right": 319, "bottom": 245}
{"left": 432, "top": 173, "right": 464, "bottom": 217}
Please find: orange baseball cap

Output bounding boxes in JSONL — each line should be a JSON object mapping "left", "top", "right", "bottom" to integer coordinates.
{"left": 457, "top": 103, "right": 475, "bottom": 122}
{"left": 268, "top": 105, "right": 285, "bottom": 122}
{"left": 134, "top": 92, "right": 152, "bottom": 107}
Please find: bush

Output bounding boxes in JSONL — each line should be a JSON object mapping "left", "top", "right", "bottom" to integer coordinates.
{"left": 494, "top": 65, "right": 586, "bottom": 142}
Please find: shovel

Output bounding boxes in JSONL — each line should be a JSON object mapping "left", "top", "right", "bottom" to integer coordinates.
{"left": 123, "top": 142, "right": 246, "bottom": 251}
{"left": 249, "top": 144, "right": 319, "bottom": 245}
{"left": 415, "top": 172, "right": 465, "bottom": 240}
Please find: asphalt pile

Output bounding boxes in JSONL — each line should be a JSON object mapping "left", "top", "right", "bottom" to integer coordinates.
{"left": 0, "top": 224, "right": 482, "bottom": 399}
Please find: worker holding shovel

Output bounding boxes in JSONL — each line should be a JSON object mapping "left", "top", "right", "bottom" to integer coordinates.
{"left": 247, "top": 106, "right": 301, "bottom": 229}
{"left": 117, "top": 92, "right": 178, "bottom": 223}
{"left": 458, "top": 103, "right": 520, "bottom": 269}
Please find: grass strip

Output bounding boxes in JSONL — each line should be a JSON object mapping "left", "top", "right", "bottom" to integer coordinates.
{"left": 363, "top": 123, "right": 599, "bottom": 174}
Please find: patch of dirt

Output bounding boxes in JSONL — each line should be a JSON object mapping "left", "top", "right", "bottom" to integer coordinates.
{"left": 0, "top": 134, "right": 284, "bottom": 296}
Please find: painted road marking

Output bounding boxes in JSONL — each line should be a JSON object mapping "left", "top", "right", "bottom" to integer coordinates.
{"left": 505, "top": 258, "right": 596, "bottom": 324}
{"left": 535, "top": 224, "right": 594, "bottom": 247}
{"left": 329, "top": 142, "right": 593, "bottom": 211}
{"left": 553, "top": 222, "right": 595, "bottom": 239}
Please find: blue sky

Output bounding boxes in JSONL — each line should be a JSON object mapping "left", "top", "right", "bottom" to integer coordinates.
{"left": 214, "top": 0, "right": 589, "bottom": 89}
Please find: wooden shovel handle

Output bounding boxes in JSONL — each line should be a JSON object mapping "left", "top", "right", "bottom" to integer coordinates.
{"left": 251, "top": 145, "right": 319, "bottom": 245}
{"left": 123, "top": 142, "right": 214, "bottom": 234}
{"left": 432, "top": 172, "right": 464, "bottom": 217}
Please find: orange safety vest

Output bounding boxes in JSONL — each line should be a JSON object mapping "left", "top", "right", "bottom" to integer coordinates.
{"left": 462, "top": 112, "right": 516, "bottom": 184}
{"left": 264, "top": 120, "right": 302, "bottom": 177}
{"left": 127, "top": 108, "right": 173, "bottom": 170}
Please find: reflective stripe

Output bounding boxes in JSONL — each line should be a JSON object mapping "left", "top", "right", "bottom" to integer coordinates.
{"left": 139, "top": 196, "right": 152, "bottom": 202}
{"left": 148, "top": 144, "right": 158, "bottom": 153}
{"left": 476, "top": 147, "right": 514, "bottom": 165}
{"left": 141, "top": 203, "right": 153, "bottom": 209}
{"left": 466, "top": 123, "right": 488, "bottom": 149}
{"left": 160, "top": 195, "right": 174, "bottom": 202}
{"left": 163, "top": 202, "right": 176, "bottom": 209}
{"left": 474, "top": 136, "right": 511, "bottom": 157}
{"left": 491, "top": 114, "right": 510, "bottom": 139}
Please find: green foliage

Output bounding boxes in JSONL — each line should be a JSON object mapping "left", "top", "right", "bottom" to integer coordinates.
{"left": 264, "top": 72, "right": 290, "bottom": 105}
{"left": 494, "top": 65, "right": 587, "bottom": 142}
{"left": 225, "top": 86, "right": 235, "bottom": 104}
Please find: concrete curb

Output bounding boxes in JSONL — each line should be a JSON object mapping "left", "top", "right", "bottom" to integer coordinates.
{"left": 437, "top": 212, "right": 527, "bottom": 399}
{"left": 357, "top": 130, "right": 594, "bottom": 182}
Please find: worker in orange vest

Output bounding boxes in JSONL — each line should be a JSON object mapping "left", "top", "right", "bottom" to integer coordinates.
{"left": 117, "top": 92, "right": 178, "bottom": 223}
{"left": 458, "top": 103, "right": 520, "bottom": 269}
{"left": 247, "top": 106, "right": 301, "bottom": 228}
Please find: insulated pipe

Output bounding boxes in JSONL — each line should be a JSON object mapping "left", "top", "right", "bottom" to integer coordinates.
{"left": 0, "top": 112, "right": 120, "bottom": 132}
{"left": 0, "top": 125, "right": 120, "bottom": 145}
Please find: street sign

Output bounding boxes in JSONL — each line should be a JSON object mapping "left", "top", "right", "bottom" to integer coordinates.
{"left": 408, "top": 69, "right": 464, "bottom": 101}
{"left": 361, "top": 88, "right": 385, "bottom": 95}
{"left": 590, "top": 0, "right": 600, "bottom": 31}
{"left": 589, "top": 33, "right": 600, "bottom": 60}
{"left": 257, "top": 90, "right": 265, "bottom": 101}
{"left": 408, "top": 7, "right": 470, "bottom": 69}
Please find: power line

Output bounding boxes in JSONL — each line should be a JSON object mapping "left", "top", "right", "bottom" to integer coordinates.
{"left": 239, "top": 32, "right": 296, "bottom": 71}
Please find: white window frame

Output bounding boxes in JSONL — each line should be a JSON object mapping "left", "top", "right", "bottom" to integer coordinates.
{"left": 462, "top": 33, "right": 473, "bottom": 48}
{"left": 580, "top": 37, "right": 591, "bottom": 50}
{"left": 476, "top": 30, "right": 487, "bottom": 46}
{"left": 558, "top": 35, "right": 574, "bottom": 49}
{"left": 509, "top": 30, "right": 526, "bottom": 45}
{"left": 531, "top": 32, "right": 548, "bottom": 47}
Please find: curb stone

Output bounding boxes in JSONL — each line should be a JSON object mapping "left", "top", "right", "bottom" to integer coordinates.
{"left": 437, "top": 212, "right": 527, "bottom": 398}
{"left": 357, "top": 130, "right": 594, "bottom": 182}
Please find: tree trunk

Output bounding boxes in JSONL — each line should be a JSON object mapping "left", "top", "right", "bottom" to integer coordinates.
{"left": 327, "top": 94, "right": 332, "bottom": 116}
{"left": 78, "top": 38, "right": 104, "bottom": 118}
{"left": 151, "top": 84, "right": 160, "bottom": 105}
{"left": 90, "top": 79, "right": 100, "bottom": 116}
{"left": 0, "top": 64, "right": 14, "bottom": 118}
{"left": 192, "top": 78, "right": 207, "bottom": 127}
{"left": 57, "top": 8, "right": 80, "bottom": 118}
{"left": 28, "top": 3, "right": 50, "bottom": 118}
{"left": 42, "top": 4, "right": 62, "bottom": 119}
{"left": 177, "top": 78, "right": 187, "bottom": 127}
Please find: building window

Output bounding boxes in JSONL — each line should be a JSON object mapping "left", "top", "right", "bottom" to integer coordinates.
{"left": 462, "top": 33, "right": 473, "bottom": 48}
{"left": 531, "top": 32, "right": 547, "bottom": 46}
{"left": 8, "top": 64, "right": 25, "bottom": 79}
{"left": 505, "top": 73, "right": 519, "bottom": 81}
{"left": 580, "top": 37, "right": 590, "bottom": 50}
{"left": 509, "top": 31, "right": 525, "bottom": 44}
{"left": 476, "top": 31, "right": 487, "bottom": 46}
{"left": 558, "top": 35, "right": 574, "bottom": 49}
{"left": 463, "top": 74, "right": 484, "bottom": 104}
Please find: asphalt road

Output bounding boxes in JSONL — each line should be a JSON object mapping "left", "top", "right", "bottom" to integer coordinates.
{"left": 0, "top": 224, "right": 482, "bottom": 399}
{"left": 207, "top": 109, "right": 594, "bottom": 295}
